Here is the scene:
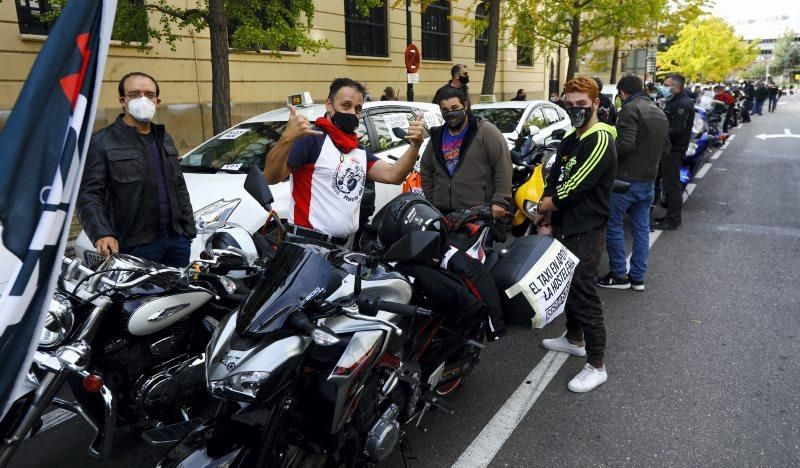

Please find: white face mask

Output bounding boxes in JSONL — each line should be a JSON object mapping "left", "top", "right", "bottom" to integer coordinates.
{"left": 126, "top": 96, "right": 156, "bottom": 122}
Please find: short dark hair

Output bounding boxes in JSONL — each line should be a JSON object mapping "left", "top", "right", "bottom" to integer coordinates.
{"left": 327, "top": 77, "right": 367, "bottom": 102}
{"left": 664, "top": 73, "right": 686, "bottom": 89}
{"left": 591, "top": 76, "right": 603, "bottom": 90}
{"left": 451, "top": 64, "right": 466, "bottom": 78}
{"left": 436, "top": 86, "right": 468, "bottom": 106}
{"left": 516, "top": 88, "right": 525, "bottom": 95}
{"left": 617, "top": 75, "right": 644, "bottom": 96}
{"left": 118, "top": 72, "right": 159, "bottom": 97}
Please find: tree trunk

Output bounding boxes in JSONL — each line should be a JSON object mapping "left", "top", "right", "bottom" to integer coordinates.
{"left": 480, "top": 0, "right": 501, "bottom": 96}
{"left": 208, "top": 0, "right": 231, "bottom": 134}
{"left": 566, "top": 13, "right": 581, "bottom": 81}
{"left": 610, "top": 35, "right": 620, "bottom": 84}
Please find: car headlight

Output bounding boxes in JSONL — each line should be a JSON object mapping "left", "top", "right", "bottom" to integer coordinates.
{"left": 210, "top": 371, "right": 271, "bottom": 401}
{"left": 194, "top": 199, "right": 241, "bottom": 232}
{"left": 523, "top": 200, "right": 539, "bottom": 219}
{"left": 39, "top": 294, "right": 75, "bottom": 349}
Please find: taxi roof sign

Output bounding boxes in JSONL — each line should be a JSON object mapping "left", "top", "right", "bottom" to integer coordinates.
{"left": 287, "top": 92, "right": 314, "bottom": 108}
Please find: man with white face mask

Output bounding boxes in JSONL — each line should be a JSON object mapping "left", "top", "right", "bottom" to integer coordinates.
{"left": 77, "top": 72, "right": 196, "bottom": 267}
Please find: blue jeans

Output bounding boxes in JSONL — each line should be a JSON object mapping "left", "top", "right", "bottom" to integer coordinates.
{"left": 606, "top": 180, "right": 654, "bottom": 281}
{"left": 121, "top": 227, "right": 192, "bottom": 268}
{"left": 753, "top": 99, "right": 765, "bottom": 115}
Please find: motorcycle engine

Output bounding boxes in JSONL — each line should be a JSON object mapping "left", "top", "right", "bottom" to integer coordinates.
{"left": 133, "top": 354, "right": 205, "bottom": 420}
{"left": 364, "top": 404, "right": 400, "bottom": 462}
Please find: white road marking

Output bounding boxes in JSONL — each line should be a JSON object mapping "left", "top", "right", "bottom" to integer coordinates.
{"left": 727, "top": 134, "right": 736, "bottom": 142}
{"left": 711, "top": 150, "right": 723, "bottom": 160}
{"left": 694, "top": 163, "right": 713, "bottom": 179}
{"left": 683, "top": 183, "right": 697, "bottom": 202}
{"left": 785, "top": 128, "right": 792, "bottom": 134}
{"left": 452, "top": 351, "right": 569, "bottom": 468}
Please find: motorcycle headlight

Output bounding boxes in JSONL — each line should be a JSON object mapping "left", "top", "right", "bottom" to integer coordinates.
{"left": 39, "top": 294, "right": 75, "bottom": 349}
{"left": 523, "top": 200, "right": 539, "bottom": 219}
{"left": 194, "top": 199, "right": 241, "bottom": 233}
{"left": 210, "top": 371, "right": 271, "bottom": 402}
{"left": 686, "top": 142, "right": 697, "bottom": 156}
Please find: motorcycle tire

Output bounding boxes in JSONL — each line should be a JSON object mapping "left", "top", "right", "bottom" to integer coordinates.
{"left": 435, "top": 326, "right": 486, "bottom": 396}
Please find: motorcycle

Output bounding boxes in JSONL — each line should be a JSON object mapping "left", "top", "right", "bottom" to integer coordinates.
{"left": 157, "top": 192, "right": 509, "bottom": 467}
{"left": 0, "top": 243, "right": 260, "bottom": 465}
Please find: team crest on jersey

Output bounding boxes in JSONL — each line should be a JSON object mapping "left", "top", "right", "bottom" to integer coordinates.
{"left": 558, "top": 155, "right": 577, "bottom": 183}
{"left": 331, "top": 157, "right": 365, "bottom": 202}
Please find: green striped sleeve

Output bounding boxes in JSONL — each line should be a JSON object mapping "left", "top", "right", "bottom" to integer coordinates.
{"left": 556, "top": 131, "right": 608, "bottom": 199}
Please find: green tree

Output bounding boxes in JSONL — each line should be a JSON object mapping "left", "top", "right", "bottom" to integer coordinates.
{"left": 657, "top": 17, "right": 757, "bottom": 82}
{"left": 773, "top": 30, "right": 800, "bottom": 78}
{"left": 39, "top": 0, "right": 382, "bottom": 134}
{"left": 742, "top": 61, "right": 767, "bottom": 80}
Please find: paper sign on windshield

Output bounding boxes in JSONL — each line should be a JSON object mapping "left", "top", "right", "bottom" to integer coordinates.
{"left": 218, "top": 128, "right": 249, "bottom": 140}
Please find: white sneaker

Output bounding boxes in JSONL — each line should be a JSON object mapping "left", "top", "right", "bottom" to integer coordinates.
{"left": 567, "top": 364, "right": 608, "bottom": 393}
{"left": 541, "top": 336, "right": 586, "bottom": 356}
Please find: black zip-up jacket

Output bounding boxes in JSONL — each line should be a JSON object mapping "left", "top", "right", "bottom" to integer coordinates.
{"left": 77, "top": 115, "right": 196, "bottom": 249}
{"left": 615, "top": 95, "right": 670, "bottom": 181}
{"left": 664, "top": 89, "right": 695, "bottom": 153}
{"left": 543, "top": 122, "right": 617, "bottom": 236}
{"left": 420, "top": 115, "right": 512, "bottom": 213}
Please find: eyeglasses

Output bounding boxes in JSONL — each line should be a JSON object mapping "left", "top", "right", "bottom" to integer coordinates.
{"left": 125, "top": 91, "right": 157, "bottom": 100}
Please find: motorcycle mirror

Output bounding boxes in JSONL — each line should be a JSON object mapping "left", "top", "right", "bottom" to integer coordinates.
{"left": 550, "top": 128, "right": 566, "bottom": 140}
{"left": 244, "top": 164, "right": 274, "bottom": 208}
{"left": 392, "top": 127, "right": 407, "bottom": 139}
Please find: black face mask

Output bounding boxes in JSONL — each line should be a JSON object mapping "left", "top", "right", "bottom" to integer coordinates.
{"left": 458, "top": 75, "right": 469, "bottom": 86}
{"left": 566, "top": 106, "right": 593, "bottom": 128}
{"left": 519, "top": 94, "right": 527, "bottom": 100}
{"left": 330, "top": 108, "right": 359, "bottom": 134}
{"left": 442, "top": 109, "right": 467, "bottom": 129}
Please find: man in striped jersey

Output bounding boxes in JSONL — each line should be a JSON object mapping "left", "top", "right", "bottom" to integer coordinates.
{"left": 535, "top": 76, "right": 618, "bottom": 393}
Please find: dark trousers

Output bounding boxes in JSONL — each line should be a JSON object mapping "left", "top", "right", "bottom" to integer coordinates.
{"left": 753, "top": 99, "right": 765, "bottom": 115}
{"left": 558, "top": 225, "right": 607, "bottom": 368}
{"left": 742, "top": 99, "right": 752, "bottom": 122}
{"left": 121, "top": 227, "right": 192, "bottom": 268}
{"left": 768, "top": 96, "right": 778, "bottom": 112}
{"left": 660, "top": 150, "right": 683, "bottom": 224}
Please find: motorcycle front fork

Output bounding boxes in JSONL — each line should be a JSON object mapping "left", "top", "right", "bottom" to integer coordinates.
{"left": 0, "top": 371, "right": 68, "bottom": 468}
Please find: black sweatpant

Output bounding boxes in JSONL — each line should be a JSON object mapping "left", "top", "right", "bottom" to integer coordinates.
{"left": 558, "top": 225, "right": 607, "bottom": 368}
{"left": 660, "top": 150, "right": 683, "bottom": 224}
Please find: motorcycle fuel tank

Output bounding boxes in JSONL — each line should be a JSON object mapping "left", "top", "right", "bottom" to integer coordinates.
{"left": 126, "top": 291, "right": 213, "bottom": 336}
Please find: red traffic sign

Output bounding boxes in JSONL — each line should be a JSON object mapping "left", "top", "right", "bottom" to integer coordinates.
{"left": 404, "top": 44, "right": 420, "bottom": 73}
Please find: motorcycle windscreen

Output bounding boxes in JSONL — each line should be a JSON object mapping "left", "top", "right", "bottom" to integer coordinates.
{"left": 236, "top": 242, "right": 334, "bottom": 336}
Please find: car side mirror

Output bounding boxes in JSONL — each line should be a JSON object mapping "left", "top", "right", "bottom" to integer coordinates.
{"left": 527, "top": 125, "right": 541, "bottom": 137}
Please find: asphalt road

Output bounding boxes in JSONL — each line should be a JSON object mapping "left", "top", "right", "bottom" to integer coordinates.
{"left": 8, "top": 94, "right": 800, "bottom": 467}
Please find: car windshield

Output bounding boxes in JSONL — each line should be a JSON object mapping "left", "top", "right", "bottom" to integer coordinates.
{"left": 180, "top": 122, "right": 284, "bottom": 173}
{"left": 471, "top": 108, "right": 524, "bottom": 133}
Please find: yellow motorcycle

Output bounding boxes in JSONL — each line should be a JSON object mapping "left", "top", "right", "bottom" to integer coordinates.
{"left": 509, "top": 129, "right": 565, "bottom": 237}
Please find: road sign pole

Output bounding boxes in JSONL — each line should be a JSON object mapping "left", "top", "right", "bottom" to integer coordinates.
{"left": 406, "top": 0, "right": 414, "bottom": 102}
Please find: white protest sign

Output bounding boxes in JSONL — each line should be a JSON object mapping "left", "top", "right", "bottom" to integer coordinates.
{"left": 218, "top": 128, "right": 249, "bottom": 139}
{"left": 422, "top": 112, "right": 440, "bottom": 129}
{"left": 383, "top": 113, "right": 410, "bottom": 142}
{"left": 407, "top": 73, "right": 420, "bottom": 84}
{"left": 504, "top": 239, "right": 579, "bottom": 329}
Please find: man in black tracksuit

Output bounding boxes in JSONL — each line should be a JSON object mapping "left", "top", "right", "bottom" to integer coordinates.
{"left": 653, "top": 73, "right": 694, "bottom": 231}
{"left": 536, "top": 77, "right": 617, "bottom": 393}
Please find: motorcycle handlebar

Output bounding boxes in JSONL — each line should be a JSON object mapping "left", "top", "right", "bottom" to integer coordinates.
{"left": 375, "top": 298, "right": 432, "bottom": 317}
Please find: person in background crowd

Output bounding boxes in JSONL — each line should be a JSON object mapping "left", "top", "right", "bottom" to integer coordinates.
{"left": 753, "top": 81, "right": 768, "bottom": 115}
{"left": 535, "top": 76, "right": 617, "bottom": 393}
{"left": 421, "top": 87, "right": 511, "bottom": 220}
{"left": 598, "top": 75, "right": 669, "bottom": 291}
{"left": 510, "top": 88, "right": 527, "bottom": 101}
{"left": 591, "top": 77, "right": 617, "bottom": 125}
{"left": 264, "top": 78, "right": 424, "bottom": 248}
{"left": 688, "top": 84, "right": 702, "bottom": 102}
{"left": 767, "top": 79, "right": 779, "bottom": 113}
{"left": 380, "top": 86, "right": 397, "bottom": 101}
{"left": 433, "top": 64, "right": 470, "bottom": 107}
{"left": 550, "top": 91, "right": 566, "bottom": 109}
{"left": 652, "top": 73, "right": 694, "bottom": 231}
{"left": 713, "top": 85, "right": 736, "bottom": 132}
{"left": 646, "top": 82, "right": 659, "bottom": 101}
{"left": 78, "top": 72, "right": 196, "bottom": 267}
{"left": 741, "top": 80, "right": 754, "bottom": 123}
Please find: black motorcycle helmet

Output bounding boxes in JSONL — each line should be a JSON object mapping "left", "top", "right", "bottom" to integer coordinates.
{"left": 363, "top": 193, "right": 447, "bottom": 256}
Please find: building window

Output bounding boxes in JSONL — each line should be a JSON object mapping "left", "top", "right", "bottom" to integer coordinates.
{"left": 517, "top": 44, "right": 533, "bottom": 67}
{"left": 422, "top": 0, "right": 451, "bottom": 61}
{"left": 344, "top": 0, "right": 388, "bottom": 57}
{"left": 475, "top": 1, "right": 488, "bottom": 63}
{"left": 16, "top": 0, "right": 148, "bottom": 42}
{"left": 16, "top": 0, "right": 50, "bottom": 35}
